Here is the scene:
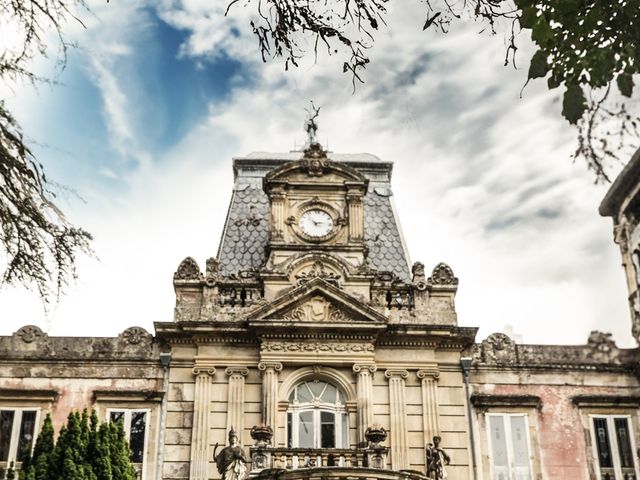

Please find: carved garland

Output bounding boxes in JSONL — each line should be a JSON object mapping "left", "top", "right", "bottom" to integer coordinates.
{"left": 261, "top": 341, "right": 375, "bottom": 354}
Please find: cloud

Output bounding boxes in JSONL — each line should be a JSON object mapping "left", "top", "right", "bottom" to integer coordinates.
{"left": 0, "top": 2, "right": 634, "bottom": 349}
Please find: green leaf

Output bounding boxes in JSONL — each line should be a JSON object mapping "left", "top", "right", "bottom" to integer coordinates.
{"left": 617, "top": 73, "right": 634, "bottom": 97}
{"left": 531, "top": 17, "right": 554, "bottom": 45}
{"left": 528, "top": 50, "right": 549, "bottom": 79}
{"left": 547, "top": 72, "right": 562, "bottom": 89}
{"left": 562, "top": 84, "right": 587, "bottom": 124}
{"left": 557, "top": 0, "right": 580, "bottom": 16}
{"left": 519, "top": 6, "right": 537, "bottom": 29}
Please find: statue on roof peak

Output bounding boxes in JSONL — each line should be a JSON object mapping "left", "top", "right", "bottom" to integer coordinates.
{"left": 304, "top": 101, "right": 321, "bottom": 146}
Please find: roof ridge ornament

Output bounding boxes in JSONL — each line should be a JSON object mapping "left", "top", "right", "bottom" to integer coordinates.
{"left": 302, "top": 101, "right": 329, "bottom": 175}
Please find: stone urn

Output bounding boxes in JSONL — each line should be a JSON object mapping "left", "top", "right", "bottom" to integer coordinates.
{"left": 250, "top": 424, "right": 273, "bottom": 447}
{"left": 365, "top": 425, "right": 387, "bottom": 448}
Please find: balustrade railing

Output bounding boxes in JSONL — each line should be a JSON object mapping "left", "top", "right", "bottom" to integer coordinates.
{"left": 250, "top": 447, "right": 388, "bottom": 473}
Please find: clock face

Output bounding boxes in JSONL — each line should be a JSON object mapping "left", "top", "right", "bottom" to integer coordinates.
{"left": 299, "top": 210, "right": 334, "bottom": 238}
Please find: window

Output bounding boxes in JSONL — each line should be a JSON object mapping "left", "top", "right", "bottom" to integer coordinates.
{"left": 487, "top": 413, "right": 533, "bottom": 480}
{"left": 0, "top": 409, "right": 39, "bottom": 467}
{"left": 590, "top": 415, "right": 639, "bottom": 480}
{"left": 286, "top": 381, "right": 348, "bottom": 449}
{"left": 107, "top": 409, "right": 150, "bottom": 478}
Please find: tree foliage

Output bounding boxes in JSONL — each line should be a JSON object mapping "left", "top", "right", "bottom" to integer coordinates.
{"left": 0, "top": 0, "right": 92, "bottom": 304}
{"left": 20, "top": 409, "right": 136, "bottom": 480}
{"left": 226, "top": 0, "right": 640, "bottom": 182}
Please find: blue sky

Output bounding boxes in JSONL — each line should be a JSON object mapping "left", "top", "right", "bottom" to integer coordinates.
{"left": 1, "top": 1, "right": 635, "bottom": 347}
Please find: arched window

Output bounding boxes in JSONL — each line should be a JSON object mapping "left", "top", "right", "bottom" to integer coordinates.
{"left": 286, "top": 380, "right": 348, "bottom": 448}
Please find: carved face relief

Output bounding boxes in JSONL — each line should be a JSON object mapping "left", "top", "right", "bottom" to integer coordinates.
{"left": 299, "top": 210, "right": 334, "bottom": 237}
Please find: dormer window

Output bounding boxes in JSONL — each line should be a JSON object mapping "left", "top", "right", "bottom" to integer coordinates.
{"left": 286, "top": 381, "right": 348, "bottom": 448}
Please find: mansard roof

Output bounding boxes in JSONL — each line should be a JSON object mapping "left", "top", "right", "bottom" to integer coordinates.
{"left": 216, "top": 152, "right": 412, "bottom": 282}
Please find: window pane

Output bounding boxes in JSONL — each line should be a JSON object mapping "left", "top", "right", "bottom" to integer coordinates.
{"left": 296, "top": 384, "right": 312, "bottom": 403}
{"left": 489, "top": 416, "right": 508, "bottom": 467}
{"left": 510, "top": 416, "right": 530, "bottom": 467}
{"left": 129, "top": 412, "right": 146, "bottom": 463}
{"left": 308, "top": 381, "right": 326, "bottom": 399}
{"left": 110, "top": 411, "right": 125, "bottom": 424}
{"left": 320, "top": 411, "right": 335, "bottom": 448}
{"left": 320, "top": 384, "right": 337, "bottom": 403}
{"left": 17, "top": 411, "right": 37, "bottom": 462}
{"left": 614, "top": 418, "right": 634, "bottom": 469}
{"left": 298, "top": 411, "right": 314, "bottom": 448}
{"left": 593, "top": 418, "right": 613, "bottom": 468}
{"left": 287, "top": 413, "right": 293, "bottom": 448}
{"left": 0, "top": 411, "right": 15, "bottom": 462}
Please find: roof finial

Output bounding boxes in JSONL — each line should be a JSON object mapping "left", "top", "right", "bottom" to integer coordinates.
{"left": 304, "top": 101, "right": 321, "bottom": 147}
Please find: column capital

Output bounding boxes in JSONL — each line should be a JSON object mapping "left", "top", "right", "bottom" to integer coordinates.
{"left": 258, "top": 361, "right": 283, "bottom": 372}
{"left": 353, "top": 363, "right": 377, "bottom": 374}
{"left": 192, "top": 366, "right": 216, "bottom": 376}
{"left": 384, "top": 369, "right": 409, "bottom": 379}
{"left": 417, "top": 369, "right": 440, "bottom": 380}
{"left": 225, "top": 367, "right": 249, "bottom": 377}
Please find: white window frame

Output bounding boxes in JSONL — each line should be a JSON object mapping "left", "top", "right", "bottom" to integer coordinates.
{"left": 589, "top": 414, "right": 640, "bottom": 480}
{"left": 286, "top": 381, "right": 348, "bottom": 449}
{"left": 0, "top": 408, "right": 41, "bottom": 467}
{"left": 106, "top": 408, "right": 150, "bottom": 480}
{"left": 486, "top": 413, "right": 534, "bottom": 480}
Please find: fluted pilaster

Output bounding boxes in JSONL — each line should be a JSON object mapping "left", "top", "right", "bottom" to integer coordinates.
{"left": 258, "top": 361, "right": 283, "bottom": 431}
{"left": 417, "top": 369, "right": 440, "bottom": 448}
{"left": 226, "top": 367, "right": 249, "bottom": 436}
{"left": 189, "top": 367, "right": 216, "bottom": 480}
{"left": 353, "top": 363, "right": 376, "bottom": 445}
{"left": 385, "top": 369, "right": 409, "bottom": 470}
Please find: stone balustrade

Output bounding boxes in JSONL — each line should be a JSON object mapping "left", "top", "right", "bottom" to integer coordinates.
{"left": 250, "top": 447, "right": 389, "bottom": 473}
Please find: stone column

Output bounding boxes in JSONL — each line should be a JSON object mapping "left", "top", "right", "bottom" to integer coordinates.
{"left": 258, "top": 361, "right": 283, "bottom": 430}
{"left": 417, "top": 369, "right": 440, "bottom": 448}
{"left": 385, "top": 369, "right": 409, "bottom": 470}
{"left": 226, "top": 367, "right": 249, "bottom": 437}
{"left": 189, "top": 367, "right": 216, "bottom": 480}
{"left": 271, "top": 190, "right": 286, "bottom": 240}
{"left": 347, "top": 192, "right": 363, "bottom": 241}
{"left": 353, "top": 363, "right": 376, "bottom": 446}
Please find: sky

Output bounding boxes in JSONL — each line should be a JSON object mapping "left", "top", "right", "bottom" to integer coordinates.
{"left": 0, "top": 1, "right": 635, "bottom": 347}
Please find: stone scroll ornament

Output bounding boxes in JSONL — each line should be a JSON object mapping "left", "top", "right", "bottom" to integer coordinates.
{"left": 426, "top": 436, "right": 450, "bottom": 479}
{"left": 214, "top": 428, "right": 248, "bottom": 480}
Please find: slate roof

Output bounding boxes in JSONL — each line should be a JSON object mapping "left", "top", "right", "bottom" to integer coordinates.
{"left": 217, "top": 153, "right": 412, "bottom": 283}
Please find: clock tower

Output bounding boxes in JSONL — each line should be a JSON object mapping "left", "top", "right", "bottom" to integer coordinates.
{"left": 261, "top": 141, "right": 370, "bottom": 300}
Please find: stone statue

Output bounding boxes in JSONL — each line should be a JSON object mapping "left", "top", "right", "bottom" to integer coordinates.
{"left": 426, "top": 436, "right": 450, "bottom": 479}
{"left": 214, "top": 428, "right": 248, "bottom": 480}
{"left": 304, "top": 102, "right": 320, "bottom": 145}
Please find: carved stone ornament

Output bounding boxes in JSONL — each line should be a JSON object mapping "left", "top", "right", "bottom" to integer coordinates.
{"left": 482, "top": 333, "right": 516, "bottom": 364}
{"left": 120, "top": 326, "right": 151, "bottom": 345}
{"left": 250, "top": 425, "right": 273, "bottom": 447}
{"left": 295, "top": 261, "right": 341, "bottom": 286}
{"left": 365, "top": 425, "right": 387, "bottom": 447}
{"left": 427, "top": 263, "right": 459, "bottom": 286}
{"left": 261, "top": 341, "right": 374, "bottom": 354}
{"left": 281, "top": 295, "right": 347, "bottom": 322}
{"left": 302, "top": 143, "right": 328, "bottom": 176}
{"left": 173, "top": 256, "right": 201, "bottom": 281}
{"left": 412, "top": 262, "right": 426, "bottom": 281}
{"left": 206, "top": 257, "right": 219, "bottom": 279}
{"left": 15, "top": 325, "right": 45, "bottom": 343}
{"left": 587, "top": 330, "right": 617, "bottom": 352}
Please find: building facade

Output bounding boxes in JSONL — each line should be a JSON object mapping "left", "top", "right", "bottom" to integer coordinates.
{"left": 1, "top": 141, "right": 640, "bottom": 480}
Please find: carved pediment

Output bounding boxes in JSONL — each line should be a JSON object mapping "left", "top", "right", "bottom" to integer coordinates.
{"left": 281, "top": 295, "right": 348, "bottom": 322}
{"left": 245, "top": 277, "right": 387, "bottom": 324}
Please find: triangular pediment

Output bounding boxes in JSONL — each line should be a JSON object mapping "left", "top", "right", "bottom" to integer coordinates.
{"left": 245, "top": 278, "right": 387, "bottom": 324}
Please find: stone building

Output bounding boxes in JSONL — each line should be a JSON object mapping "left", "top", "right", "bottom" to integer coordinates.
{"left": 1, "top": 140, "right": 640, "bottom": 480}
{"left": 600, "top": 145, "right": 640, "bottom": 342}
